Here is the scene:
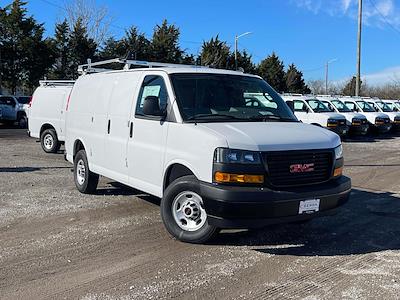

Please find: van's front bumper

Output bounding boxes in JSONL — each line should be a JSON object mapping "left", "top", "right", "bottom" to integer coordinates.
{"left": 200, "top": 176, "right": 351, "bottom": 228}
{"left": 327, "top": 125, "right": 349, "bottom": 136}
{"left": 349, "top": 124, "right": 369, "bottom": 135}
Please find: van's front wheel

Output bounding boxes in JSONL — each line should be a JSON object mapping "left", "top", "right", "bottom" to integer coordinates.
{"left": 74, "top": 150, "right": 99, "bottom": 194}
{"left": 161, "top": 176, "right": 218, "bottom": 244}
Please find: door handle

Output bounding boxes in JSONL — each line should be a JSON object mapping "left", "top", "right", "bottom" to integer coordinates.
{"left": 107, "top": 119, "right": 111, "bottom": 134}
{"left": 129, "top": 122, "right": 133, "bottom": 138}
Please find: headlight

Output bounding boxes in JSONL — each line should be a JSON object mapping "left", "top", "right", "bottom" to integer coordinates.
{"left": 214, "top": 148, "right": 261, "bottom": 164}
{"left": 334, "top": 145, "right": 343, "bottom": 160}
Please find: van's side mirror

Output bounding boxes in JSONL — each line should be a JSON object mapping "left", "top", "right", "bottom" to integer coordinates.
{"left": 286, "top": 101, "right": 295, "bottom": 113}
{"left": 143, "top": 96, "right": 165, "bottom": 117}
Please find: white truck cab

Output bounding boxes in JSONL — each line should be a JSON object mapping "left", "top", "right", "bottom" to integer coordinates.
{"left": 65, "top": 59, "right": 351, "bottom": 243}
{"left": 0, "top": 95, "right": 30, "bottom": 128}
{"left": 281, "top": 94, "right": 348, "bottom": 136}
{"left": 28, "top": 80, "right": 75, "bottom": 153}
{"left": 316, "top": 95, "right": 369, "bottom": 135}
{"left": 364, "top": 98, "right": 400, "bottom": 131}
{"left": 340, "top": 97, "right": 392, "bottom": 133}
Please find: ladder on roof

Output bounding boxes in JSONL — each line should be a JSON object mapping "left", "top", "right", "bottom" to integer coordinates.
{"left": 39, "top": 80, "right": 75, "bottom": 86}
{"left": 77, "top": 58, "right": 208, "bottom": 75}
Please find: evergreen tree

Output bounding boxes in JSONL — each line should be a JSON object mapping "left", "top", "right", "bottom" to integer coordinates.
{"left": 98, "top": 37, "right": 125, "bottom": 60}
{"left": 50, "top": 20, "right": 70, "bottom": 79}
{"left": 342, "top": 76, "right": 362, "bottom": 96}
{"left": 231, "top": 50, "right": 256, "bottom": 73}
{"left": 285, "top": 63, "right": 311, "bottom": 94}
{"left": 257, "top": 52, "right": 286, "bottom": 92}
{"left": 122, "top": 26, "right": 151, "bottom": 61}
{"left": 200, "top": 35, "right": 230, "bottom": 68}
{"left": 67, "top": 17, "right": 97, "bottom": 79}
{"left": 0, "top": 0, "right": 54, "bottom": 93}
{"left": 150, "top": 20, "right": 183, "bottom": 63}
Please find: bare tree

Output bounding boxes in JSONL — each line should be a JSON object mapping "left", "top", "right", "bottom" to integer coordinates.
{"left": 63, "top": 0, "right": 112, "bottom": 45}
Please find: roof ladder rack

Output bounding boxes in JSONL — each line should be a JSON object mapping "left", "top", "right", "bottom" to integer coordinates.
{"left": 39, "top": 80, "right": 75, "bottom": 86}
{"left": 78, "top": 58, "right": 208, "bottom": 75}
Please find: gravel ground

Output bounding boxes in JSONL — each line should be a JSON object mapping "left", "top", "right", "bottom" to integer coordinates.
{"left": 1, "top": 128, "right": 400, "bottom": 299}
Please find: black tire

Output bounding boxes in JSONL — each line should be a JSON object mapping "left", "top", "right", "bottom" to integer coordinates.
{"left": 40, "top": 129, "right": 61, "bottom": 153}
{"left": 73, "top": 150, "right": 99, "bottom": 194}
{"left": 161, "top": 175, "right": 219, "bottom": 244}
{"left": 17, "top": 114, "right": 28, "bottom": 128}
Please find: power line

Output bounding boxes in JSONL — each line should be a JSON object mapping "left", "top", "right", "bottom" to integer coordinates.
{"left": 368, "top": 0, "right": 400, "bottom": 37}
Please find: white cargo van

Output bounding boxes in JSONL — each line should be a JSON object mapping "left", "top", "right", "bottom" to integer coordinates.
{"left": 65, "top": 59, "right": 351, "bottom": 243}
{"left": 281, "top": 94, "right": 348, "bottom": 136}
{"left": 382, "top": 99, "right": 400, "bottom": 112}
{"left": 364, "top": 98, "right": 400, "bottom": 131}
{"left": 340, "top": 97, "right": 392, "bottom": 133}
{"left": 316, "top": 96, "right": 369, "bottom": 135}
{"left": 28, "top": 80, "right": 75, "bottom": 153}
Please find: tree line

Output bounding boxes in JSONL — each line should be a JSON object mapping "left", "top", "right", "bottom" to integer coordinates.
{"left": 2, "top": 0, "right": 396, "bottom": 99}
{"left": 0, "top": 0, "right": 311, "bottom": 95}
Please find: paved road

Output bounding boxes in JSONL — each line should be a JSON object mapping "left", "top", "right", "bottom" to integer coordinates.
{"left": 1, "top": 128, "right": 400, "bottom": 299}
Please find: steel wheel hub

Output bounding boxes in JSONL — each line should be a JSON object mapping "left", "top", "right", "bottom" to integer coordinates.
{"left": 44, "top": 134, "right": 54, "bottom": 150}
{"left": 76, "top": 159, "right": 86, "bottom": 185}
{"left": 172, "top": 191, "right": 207, "bottom": 232}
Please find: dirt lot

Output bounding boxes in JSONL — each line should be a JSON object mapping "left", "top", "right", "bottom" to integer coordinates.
{"left": 1, "top": 128, "right": 400, "bottom": 300}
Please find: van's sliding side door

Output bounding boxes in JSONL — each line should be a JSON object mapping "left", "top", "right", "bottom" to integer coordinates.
{"left": 127, "top": 72, "right": 170, "bottom": 197}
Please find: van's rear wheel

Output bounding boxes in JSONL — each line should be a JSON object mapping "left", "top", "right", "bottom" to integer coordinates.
{"left": 74, "top": 150, "right": 99, "bottom": 194}
{"left": 40, "top": 129, "right": 60, "bottom": 153}
{"left": 161, "top": 175, "right": 218, "bottom": 244}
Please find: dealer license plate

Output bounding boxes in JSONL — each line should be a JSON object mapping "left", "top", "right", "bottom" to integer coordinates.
{"left": 299, "top": 199, "right": 320, "bottom": 214}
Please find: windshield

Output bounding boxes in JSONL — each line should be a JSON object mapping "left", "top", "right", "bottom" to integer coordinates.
{"left": 386, "top": 103, "right": 399, "bottom": 112}
{"left": 331, "top": 100, "right": 352, "bottom": 112}
{"left": 17, "top": 96, "right": 30, "bottom": 104}
{"left": 170, "top": 73, "right": 297, "bottom": 122}
{"left": 376, "top": 101, "right": 393, "bottom": 112}
{"left": 305, "top": 99, "right": 331, "bottom": 113}
{"left": 356, "top": 100, "right": 376, "bottom": 112}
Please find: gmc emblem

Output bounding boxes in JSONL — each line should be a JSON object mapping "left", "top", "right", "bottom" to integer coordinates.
{"left": 290, "top": 163, "right": 315, "bottom": 173}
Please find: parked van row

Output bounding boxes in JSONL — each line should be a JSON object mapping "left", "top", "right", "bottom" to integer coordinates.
{"left": 28, "top": 58, "right": 352, "bottom": 243}
{"left": 281, "top": 94, "right": 400, "bottom": 136}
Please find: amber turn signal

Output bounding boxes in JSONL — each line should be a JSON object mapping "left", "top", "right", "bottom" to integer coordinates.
{"left": 214, "top": 172, "right": 264, "bottom": 184}
{"left": 333, "top": 167, "right": 343, "bottom": 177}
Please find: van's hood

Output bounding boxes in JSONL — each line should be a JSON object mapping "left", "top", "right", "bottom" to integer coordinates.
{"left": 384, "top": 112, "right": 400, "bottom": 121}
{"left": 340, "top": 112, "right": 367, "bottom": 124}
{"left": 362, "top": 112, "right": 390, "bottom": 123}
{"left": 320, "top": 112, "right": 346, "bottom": 120}
{"left": 199, "top": 122, "right": 341, "bottom": 152}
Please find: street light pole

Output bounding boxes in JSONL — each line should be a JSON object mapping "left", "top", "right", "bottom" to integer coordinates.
{"left": 234, "top": 32, "right": 252, "bottom": 70}
{"left": 356, "top": 0, "right": 363, "bottom": 96}
{"left": 325, "top": 58, "right": 338, "bottom": 94}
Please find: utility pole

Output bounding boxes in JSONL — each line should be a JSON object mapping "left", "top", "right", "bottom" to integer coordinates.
{"left": 355, "top": 0, "right": 363, "bottom": 96}
{"left": 234, "top": 32, "right": 252, "bottom": 70}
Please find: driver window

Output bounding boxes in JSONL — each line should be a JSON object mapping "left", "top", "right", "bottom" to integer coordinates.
{"left": 136, "top": 75, "right": 168, "bottom": 116}
{"left": 294, "top": 100, "right": 307, "bottom": 112}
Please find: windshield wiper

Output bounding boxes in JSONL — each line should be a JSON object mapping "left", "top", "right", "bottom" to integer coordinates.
{"left": 186, "top": 113, "right": 245, "bottom": 121}
{"left": 248, "top": 115, "right": 295, "bottom": 122}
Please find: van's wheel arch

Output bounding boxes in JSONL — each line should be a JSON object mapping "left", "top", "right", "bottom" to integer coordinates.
{"left": 40, "top": 128, "right": 61, "bottom": 153}
{"left": 161, "top": 175, "right": 219, "bottom": 244}
{"left": 73, "top": 149, "right": 99, "bottom": 194}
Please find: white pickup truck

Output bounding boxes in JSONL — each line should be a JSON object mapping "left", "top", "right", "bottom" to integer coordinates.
{"left": 28, "top": 80, "right": 74, "bottom": 153}
{"left": 0, "top": 95, "right": 30, "bottom": 128}
{"left": 340, "top": 97, "right": 392, "bottom": 133}
{"left": 281, "top": 94, "right": 349, "bottom": 136}
{"left": 316, "top": 96, "right": 369, "bottom": 135}
{"left": 63, "top": 58, "right": 351, "bottom": 243}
